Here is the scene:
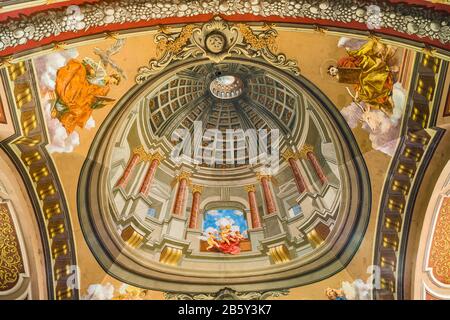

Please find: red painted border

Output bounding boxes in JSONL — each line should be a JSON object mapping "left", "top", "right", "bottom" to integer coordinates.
{"left": 0, "top": 1, "right": 449, "bottom": 57}
{"left": 387, "top": 0, "right": 450, "bottom": 12}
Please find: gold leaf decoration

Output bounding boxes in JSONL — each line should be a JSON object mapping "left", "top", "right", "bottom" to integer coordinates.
{"left": 428, "top": 197, "right": 450, "bottom": 284}
{"left": 236, "top": 23, "right": 277, "bottom": 52}
{"left": 156, "top": 25, "right": 196, "bottom": 56}
{"left": 0, "top": 204, "right": 25, "bottom": 291}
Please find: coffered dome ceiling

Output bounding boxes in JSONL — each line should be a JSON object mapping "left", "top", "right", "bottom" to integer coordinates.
{"left": 147, "top": 63, "right": 295, "bottom": 138}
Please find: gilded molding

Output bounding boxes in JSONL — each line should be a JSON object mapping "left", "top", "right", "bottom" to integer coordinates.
{"left": 191, "top": 184, "right": 203, "bottom": 194}
{"left": 428, "top": 197, "right": 450, "bottom": 285}
{"left": 164, "top": 287, "right": 289, "bottom": 300}
{"left": 2, "top": 60, "right": 78, "bottom": 299}
{"left": 269, "top": 244, "right": 291, "bottom": 264}
{"left": 121, "top": 225, "right": 144, "bottom": 248}
{"left": 282, "top": 149, "right": 297, "bottom": 161}
{"left": 373, "top": 53, "right": 446, "bottom": 300}
{"left": 160, "top": 246, "right": 183, "bottom": 266}
{"left": 176, "top": 170, "right": 192, "bottom": 182}
{"left": 0, "top": 204, "right": 25, "bottom": 292}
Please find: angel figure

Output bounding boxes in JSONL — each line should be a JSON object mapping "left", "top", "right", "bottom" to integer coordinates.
{"left": 230, "top": 230, "right": 245, "bottom": 243}
{"left": 93, "top": 39, "right": 127, "bottom": 80}
{"left": 52, "top": 57, "right": 121, "bottom": 134}
{"left": 220, "top": 224, "right": 232, "bottom": 245}
{"left": 341, "top": 82, "right": 406, "bottom": 156}
{"left": 203, "top": 230, "right": 220, "bottom": 250}
{"left": 327, "top": 38, "right": 399, "bottom": 115}
{"left": 325, "top": 288, "right": 347, "bottom": 300}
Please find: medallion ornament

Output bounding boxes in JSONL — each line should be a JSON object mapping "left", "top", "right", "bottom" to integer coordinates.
{"left": 136, "top": 17, "right": 300, "bottom": 84}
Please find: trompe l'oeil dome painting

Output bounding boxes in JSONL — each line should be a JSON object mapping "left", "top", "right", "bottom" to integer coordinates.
{"left": 0, "top": 0, "right": 449, "bottom": 303}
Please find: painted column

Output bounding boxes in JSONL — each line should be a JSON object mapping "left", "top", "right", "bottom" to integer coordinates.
{"left": 245, "top": 185, "right": 262, "bottom": 228}
{"left": 188, "top": 185, "right": 203, "bottom": 229}
{"left": 282, "top": 149, "right": 308, "bottom": 194}
{"left": 172, "top": 171, "right": 191, "bottom": 217}
{"left": 115, "top": 146, "right": 144, "bottom": 188}
{"left": 139, "top": 153, "right": 164, "bottom": 195}
{"left": 300, "top": 145, "right": 327, "bottom": 185}
{"left": 257, "top": 173, "right": 277, "bottom": 215}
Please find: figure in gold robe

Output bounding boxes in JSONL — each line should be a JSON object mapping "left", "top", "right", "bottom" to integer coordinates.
{"left": 327, "top": 39, "right": 398, "bottom": 115}
{"left": 52, "top": 58, "right": 120, "bottom": 134}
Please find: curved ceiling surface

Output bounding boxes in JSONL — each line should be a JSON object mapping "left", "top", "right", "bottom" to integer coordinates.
{"left": 0, "top": 0, "right": 449, "bottom": 301}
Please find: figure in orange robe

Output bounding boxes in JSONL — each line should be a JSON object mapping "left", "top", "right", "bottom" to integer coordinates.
{"left": 52, "top": 59, "right": 119, "bottom": 134}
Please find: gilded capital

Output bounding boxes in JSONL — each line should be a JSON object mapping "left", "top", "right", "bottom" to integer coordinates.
{"left": 299, "top": 144, "right": 314, "bottom": 159}
{"left": 177, "top": 171, "right": 192, "bottom": 182}
{"left": 245, "top": 185, "right": 256, "bottom": 193}
{"left": 192, "top": 185, "right": 203, "bottom": 194}
{"left": 133, "top": 145, "right": 147, "bottom": 160}
{"left": 150, "top": 152, "right": 165, "bottom": 163}
{"left": 256, "top": 172, "right": 271, "bottom": 181}
{"left": 282, "top": 149, "right": 297, "bottom": 161}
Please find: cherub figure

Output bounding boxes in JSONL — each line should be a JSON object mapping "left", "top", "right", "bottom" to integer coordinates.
{"left": 230, "top": 230, "right": 245, "bottom": 242}
{"left": 205, "top": 231, "right": 220, "bottom": 250}
{"left": 220, "top": 224, "right": 232, "bottom": 245}
{"left": 325, "top": 287, "right": 347, "bottom": 300}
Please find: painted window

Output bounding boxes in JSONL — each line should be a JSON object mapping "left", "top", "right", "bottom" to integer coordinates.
{"left": 288, "top": 204, "right": 302, "bottom": 218}
{"left": 147, "top": 208, "right": 157, "bottom": 218}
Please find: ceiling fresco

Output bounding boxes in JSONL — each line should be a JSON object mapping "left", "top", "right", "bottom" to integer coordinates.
{"left": 0, "top": 0, "right": 449, "bottom": 303}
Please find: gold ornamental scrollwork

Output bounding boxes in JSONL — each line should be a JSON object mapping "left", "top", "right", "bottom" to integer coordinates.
{"left": 428, "top": 196, "right": 450, "bottom": 285}
{"left": 0, "top": 205, "right": 25, "bottom": 291}
{"left": 136, "top": 17, "right": 300, "bottom": 84}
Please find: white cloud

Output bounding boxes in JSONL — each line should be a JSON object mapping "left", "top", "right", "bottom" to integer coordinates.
{"left": 203, "top": 227, "right": 218, "bottom": 235}
{"left": 84, "top": 116, "right": 96, "bottom": 130}
{"left": 341, "top": 279, "right": 372, "bottom": 300}
{"left": 216, "top": 217, "right": 235, "bottom": 228}
{"left": 232, "top": 210, "right": 243, "bottom": 216}
{"left": 230, "top": 225, "right": 240, "bottom": 233}
{"left": 206, "top": 209, "right": 220, "bottom": 216}
{"left": 341, "top": 83, "right": 406, "bottom": 156}
{"left": 337, "top": 37, "right": 367, "bottom": 51}
{"left": 118, "top": 283, "right": 129, "bottom": 295}
{"left": 34, "top": 49, "right": 96, "bottom": 154}
{"left": 43, "top": 101, "right": 81, "bottom": 153}
{"left": 82, "top": 283, "right": 114, "bottom": 300}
